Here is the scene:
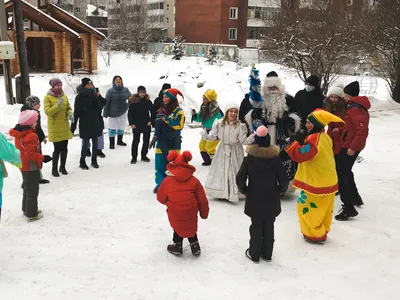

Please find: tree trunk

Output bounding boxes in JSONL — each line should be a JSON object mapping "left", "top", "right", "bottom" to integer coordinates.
{"left": 392, "top": 75, "right": 400, "bottom": 103}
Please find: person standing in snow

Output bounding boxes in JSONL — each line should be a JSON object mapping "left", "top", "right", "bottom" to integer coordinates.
{"left": 103, "top": 75, "right": 131, "bottom": 149}
{"left": 128, "top": 85, "right": 153, "bottom": 164}
{"left": 335, "top": 81, "right": 370, "bottom": 221}
{"left": 153, "top": 83, "right": 171, "bottom": 117}
{"left": 0, "top": 132, "right": 21, "bottom": 220}
{"left": 191, "top": 89, "right": 223, "bottom": 166}
{"left": 9, "top": 111, "right": 53, "bottom": 221}
{"left": 245, "top": 72, "right": 301, "bottom": 186}
{"left": 43, "top": 78, "right": 73, "bottom": 177}
{"left": 236, "top": 126, "right": 289, "bottom": 263}
{"left": 21, "top": 96, "right": 50, "bottom": 184}
{"left": 157, "top": 151, "right": 209, "bottom": 256}
{"left": 151, "top": 88, "right": 185, "bottom": 194}
{"left": 202, "top": 103, "right": 248, "bottom": 203}
{"left": 284, "top": 109, "right": 344, "bottom": 244}
{"left": 71, "top": 78, "right": 104, "bottom": 170}
{"left": 294, "top": 75, "right": 325, "bottom": 126}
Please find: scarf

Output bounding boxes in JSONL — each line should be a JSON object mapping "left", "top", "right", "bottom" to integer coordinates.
{"left": 47, "top": 89, "right": 64, "bottom": 97}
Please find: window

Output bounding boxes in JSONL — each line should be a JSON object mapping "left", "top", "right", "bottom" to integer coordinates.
{"left": 160, "top": 3, "right": 164, "bottom": 9}
{"left": 166, "top": 17, "right": 169, "bottom": 23}
{"left": 75, "top": 7, "right": 80, "bottom": 13}
{"left": 229, "top": 7, "right": 238, "bottom": 19}
{"left": 229, "top": 28, "right": 237, "bottom": 40}
{"left": 167, "top": 4, "right": 169, "bottom": 10}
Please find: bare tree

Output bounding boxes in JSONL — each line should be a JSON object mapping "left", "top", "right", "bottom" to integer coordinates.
{"left": 261, "top": 0, "right": 357, "bottom": 94}
{"left": 360, "top": 0, "right": 400, "bottom": 103}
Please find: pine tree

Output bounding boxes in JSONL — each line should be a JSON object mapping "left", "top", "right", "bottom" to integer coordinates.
{"left": 249, "top": 65, "right": 262, "bottom": 108}
{"left": 172, "top": 36, "right": 184, "bottom": 60}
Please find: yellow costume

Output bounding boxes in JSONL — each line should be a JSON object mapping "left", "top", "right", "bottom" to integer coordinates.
{"left": 285, "top": 109, "right": 344, "bottom": 243}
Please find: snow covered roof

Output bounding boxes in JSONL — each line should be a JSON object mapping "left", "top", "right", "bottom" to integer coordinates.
{"left": 87, "top": 4, "right": 108, "bottom": 18}
{"left": 248, "top": 0, "right": 281, "bottom": 8}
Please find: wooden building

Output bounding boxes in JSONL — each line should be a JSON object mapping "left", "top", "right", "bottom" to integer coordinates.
{"left": 3, "top": 0, "right": 105, "bottom": 76}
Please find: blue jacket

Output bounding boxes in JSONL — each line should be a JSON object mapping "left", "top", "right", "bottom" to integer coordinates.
{"left": 0, "top": 132, "right": 21, "bottom": 193}
{"left": 104, "top": 82, "right": 132, "bottom": 118}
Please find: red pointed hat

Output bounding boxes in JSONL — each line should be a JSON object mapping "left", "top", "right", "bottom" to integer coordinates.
{"left": 163, "top": 88, "right": 184, "bottom": 101}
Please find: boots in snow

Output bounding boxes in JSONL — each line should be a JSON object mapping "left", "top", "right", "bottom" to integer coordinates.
{"left": 200, "top": 151, "right": 211, "bottom": 166}
{"left": 167, "top": 243, "right": 183, "bottom": 255}
{"left": 59, "top": 150, "right": 68, "bottom": 175}
{"left": 40, "top": 179, "right": 50, "bottom": 184}
{"left": 109, "top": 137, "right": 115, "bottom": 149}
{"left": 303, "top": 235, "right": 326, "bottom": 244}
{"left": 335, "top": 206, "right": 358, "bottom": 221}
{"left": 52, "top": 152, "right": 60, "bottom": 177}
{"left": 141, "top": 156, "right": 150, "bottom": 162}
{"left": 131, "top": 157, "right": 137, "bottom": 164}
{"left": 245, "top": 249, "right": 260, "bottom": 263}
{"left": 91, "top": 156, "right": 99, "bottom": 169}
{"left": 26, "top": 210, "right": 43, "bottom": 222}
{"left": 86, "top": 148, "right": 91, "bottom": 157}
{"left": 117, "top": 134, "right": 127, "bottom": 146}
{"left": 79, "top": 158, "right": 89, "bottom": 170}
{"left": 190, "top": 241, "right": 201, "bottom": 256}
{"left": 97, "top": 150, "right": 106, "bottom": 158}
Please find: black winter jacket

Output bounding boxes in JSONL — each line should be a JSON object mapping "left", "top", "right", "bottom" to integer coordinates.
{"left": 294, "top": 88, "right": 324, "bottom": 125}
{"left": 128, "top": 94, "right": 154, "bottom": 132}
{"left": 20, "top": 105, "right": 45, "bottom": 143}
{"left": 72, "top": 86, "right": 104, "bottom": 139}
{"left": 236, "top": 144, "right": 289, "bottom": 219}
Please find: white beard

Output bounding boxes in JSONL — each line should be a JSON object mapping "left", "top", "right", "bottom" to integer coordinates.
{"left": 263, "top": 91, "right": 288, "bottom": 123}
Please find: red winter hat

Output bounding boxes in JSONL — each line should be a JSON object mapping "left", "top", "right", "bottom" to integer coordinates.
{"left": 167, "top": 150, "right": 192, "bottom": 165}
{"left": 166, "top": 150, "right": 196, "bottom": 179}
{"left": 164, "top": 88, "right": 184, "bottom": 101}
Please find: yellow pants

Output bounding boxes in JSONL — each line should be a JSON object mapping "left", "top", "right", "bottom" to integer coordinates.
{"left": 199, "top": 138, "right": 219, "bottom": 156}
{"left": 297, "top": 191, "right": 335, "bottom": 241}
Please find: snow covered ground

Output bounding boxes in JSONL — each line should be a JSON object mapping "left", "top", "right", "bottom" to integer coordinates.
{"left": 1, "top": 54, "right": 400, "bottom": 299}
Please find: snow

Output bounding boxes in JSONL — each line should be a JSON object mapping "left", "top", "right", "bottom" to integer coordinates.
{"left": 249, "top": 0, "right": 281, "bottom": 8}
{"left": 1, "top": 53, "right": 400, "bottom": 299}
{"left": 86, "top": 4, "right": 108, "bottom": 18}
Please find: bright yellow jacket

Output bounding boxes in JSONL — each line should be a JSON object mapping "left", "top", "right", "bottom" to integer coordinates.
{"left": 44, "top": 93, "right": 73, "bottom": 143}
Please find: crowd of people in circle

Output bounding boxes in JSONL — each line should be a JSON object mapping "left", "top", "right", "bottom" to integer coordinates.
{"left": 0, "top": 70, "right": 370, "bottom": 263}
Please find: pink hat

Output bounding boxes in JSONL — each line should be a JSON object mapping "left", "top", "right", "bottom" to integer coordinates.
{"left": 49, "top": 77, "right": 62, "bottom": 88}
{"left": 18, "top": 110, "right": 38, "bottom": 126}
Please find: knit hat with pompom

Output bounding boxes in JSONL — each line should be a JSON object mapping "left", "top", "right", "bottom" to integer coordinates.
{"left": 166, "top": 150, "right": 196, "bottom": 178}
{"left": 254, "top": 125, "right": 271, "bottom": 148}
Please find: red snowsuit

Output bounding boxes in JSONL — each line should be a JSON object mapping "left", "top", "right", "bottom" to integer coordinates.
{"left": 157, "top": 153, "right": 209, "bottom": 238}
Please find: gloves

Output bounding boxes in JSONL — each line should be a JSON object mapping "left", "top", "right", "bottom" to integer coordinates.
{"left": 43, "top": 155, "right": 52, "bottom": 163}
{"left": 279, "top": 150, "right": 291, "bottom": 161}
{"left": 67, "top": 113, "right": 74, "bottom": 123}
{"left": 149, "top": 136, "right": 157, "bottom": 149}
{"left": 295, "top": 129, "right": 308, "bottom": 145}
{"left": 57, "top": 97, "right": 64, "bottom": 107}
{"left": 71, "top": 123, "right": 76, "bottom": 134}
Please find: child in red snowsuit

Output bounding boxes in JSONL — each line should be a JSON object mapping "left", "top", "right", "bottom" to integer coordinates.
{"left": 157, "top": 150, "right": 209, "bottom": 256}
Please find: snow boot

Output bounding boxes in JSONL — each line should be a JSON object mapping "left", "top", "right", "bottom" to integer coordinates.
{"left": 97, "top": 150, "right": 106, "bottom": 158}
{"left": 131, "top": 157, "right": 137, "bottom": 164}
{"left": 335, "top": 206, "right": 358, "bottom": 221}
{"left": 59, "top": 150, "right": 68, "bottom": 175}
{"left": 261, "top": 255, "right": 272, "bottom": 262}
{"left": 109, "top": 137, "right": 115, "bottom": 149}
{"left": 153, "top": 187, "right": 158, "bottom": 194}
{"left": 86, "top": 148, "right": 91, "bottom": 157}
{"left": 303, "top": 235, "right": 326, "bottom": 244}
{"left": 117, "top": 134, "right": 127, "bottom": 146}
{"left": 26, "top": 211, "right": 43, "bottom": 222}
{"left": 141, "top": 156, "right": 150, "bottom": 162}
{"left": 167, "top": 243, "right": 183, "bottom": 255}
{"left": 200, "top": 151, "right": 211, "bottom": 166}
{"left": 40, "top": 179, "right": 50, "bottom": 184}
{"left": 52, "top": 152, "right": 60, "bottom": 177}
{"left": 91, "top": 155, "right": 99, "bottom": 169}
{"left": 190, "top": 241, "right": 201, "bottom": 256}
{"left": 245, "top": 249, "right": 260, "bottom": 263}
{"left": 79, "top": 158, "right": 89, "bottom": 170}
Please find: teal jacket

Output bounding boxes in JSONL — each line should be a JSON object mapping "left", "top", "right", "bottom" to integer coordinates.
{"left": 0, "top": 132, "right": 21, "bottom": 193}
{"left": 193, "top": 110, "right": 222, "bottom": 130}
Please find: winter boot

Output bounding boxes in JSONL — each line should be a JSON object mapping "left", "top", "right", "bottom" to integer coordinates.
{"left": 86, "top": 148, "right": 91, "bottom": 157}
{"left": 190, "top": 241, "right": 201, "bottom": 256}
{"left": 335, "top": 206, "right": 358, "bottom": 221}
{"left": 40, "top": 179, "right": 50, "bottom": 184}
{"left": 117, "top": 134, "right": 127, "bottom": 146}
{"left": 167, "top": 243, "right": 183, "bottom": 255}
{"left": 109, "top": 137, "right": 115, "bottom": 149}
{"left": 52, "top": 152, "right": 60, "bottom": 177}
{"left": 200, "top": 151, "right": 212, "bottom": 166}
{"left": 245, "top": 249, "right": 260, "bottom": 263}
{"left": 141, "top": 156, "right": 150, "bottom": 162}
{"left": 153, "top": 187, "right": 158, "bottom": 194}
{"left": 97, "top": 150, "right": 106, "bottom": 158}
{"left": 91, "top": 155, "right": 99, "bottom": 169}
{"left": 131, "top": 157, "right": 137, "bottom": 164}
{"left": 303, "top": 235, "right": 326, "bottom": 244}
{"left": 26, "top": 211, "right": 43, "bottom": 222}
{"left": 59, "top": 150, "right": 68, "bottom": 175}
{"left": 79, "top": 158, "right": 89, "bottom": 170}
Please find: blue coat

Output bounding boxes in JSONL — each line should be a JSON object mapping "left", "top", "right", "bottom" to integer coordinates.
{"left": 103, "top": 82, "right": 132, "bottom": 118}
{"left": 0, "top": 132, "right": 21, "bottom": 193}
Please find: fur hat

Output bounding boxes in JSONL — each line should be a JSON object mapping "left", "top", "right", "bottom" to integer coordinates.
{"left": 254, "top": 125, "right": 271, "bottom": 148}
{"left": 25, "top": 95, "right": 40, "bottom": 108}
{"left": 327, "top": 86, "right": 344, "bottom": 98}
{"left": 18, "top": 110, "right": 38, "bottom": 126}
{"left": 224, "top": 103, "right": 239, "bottom": 113}
{"left": 306, "top": 75, "right": 320, "bottom": 88}
{"left": 81, "top": 77, "right": 92, "bottom": 87}
{"left": 203, "top": 89, "right": 217, "bottom": 102}
{"left": 266, "top": 71, "right": 278, "bottom": 77}
{"left": 164, "top": 88, "right": 184, "bottom": 101}
{"left": 49, "top": 77, "right": 62, "bottom": 88}
{"left": 308, "top": 108, "right": 344, "bottom": 131}
{"left": 137, "top": 85, "right": 146, "bottom": 93}
{"left": 344, "top": 81, "right": 360, "bottom": 97}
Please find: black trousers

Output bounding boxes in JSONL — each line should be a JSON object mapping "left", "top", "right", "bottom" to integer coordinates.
{"left": 131, "top": 130, "right": 150, "bottom": 159}
{"left": 338, "top": 148, "right": 361, "bottom": 208}
{"left": 173, "top": 231, "right": 198, "bottom": 244}
{"left": 53, "top": 140, "right": 68, "bottom": 153}
{"left": 21, "top": 170, "right": 41, "bottom": 218}
{"left": 81, "top": 138, "right": 98, "bottom": 159}
{"left": 249, "top": 217, "right": 276, "bottom": 260}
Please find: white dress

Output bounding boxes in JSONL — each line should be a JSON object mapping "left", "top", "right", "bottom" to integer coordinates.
{"left": 108, "top": 113, "right": 127, "bottom": 131}
{"left": 202, "top": 119, "right": 248, "bottom": 203}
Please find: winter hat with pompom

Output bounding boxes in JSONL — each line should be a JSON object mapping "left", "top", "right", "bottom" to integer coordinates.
{"left": 25, "top": 95, "right": 40, "bottom": 108}
{"left": 166, "top": 150, "right": 196, "bottom": 175}
{"left": 203, "top": 89, "right": 218, "bottom": 102}
{"left": 327, "top": 86, "right": 344, "bottom": 98}
{"left": 18, "top": 110, "right": 38, "bottom": 126}
{"left": 254, "top": 125, "right": 271, "bottom": 148}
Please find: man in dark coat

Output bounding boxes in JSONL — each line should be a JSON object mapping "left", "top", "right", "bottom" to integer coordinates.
{"left": 71, "top": 78, "right": 104, "bottom": 170}
{"left": 21, "top": 96, "right": 50, "bottom": 184}
{"left": 153, "top": 83, "right": 171, "bottom": 120}
{"left": 294, "top": 75, "right": 325, "bottom": 126}
{"left": 236, "top": 126, "right": 289, "bottom": 263}
{"left": 128, "top": 85, "right": 154, "bottom": 164}
{"left": 239, "top": 93, "right": 251, "bottom": 124}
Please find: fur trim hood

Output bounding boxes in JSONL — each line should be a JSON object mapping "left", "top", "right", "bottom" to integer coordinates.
{"left": 128, "top": 93, "right": 150, "bottom": 103}
{"left": 262, "top": 76, "right": 286, "bottom": 96}
{"left": 246, "top": 144, "right": 280, "bottom": 158}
